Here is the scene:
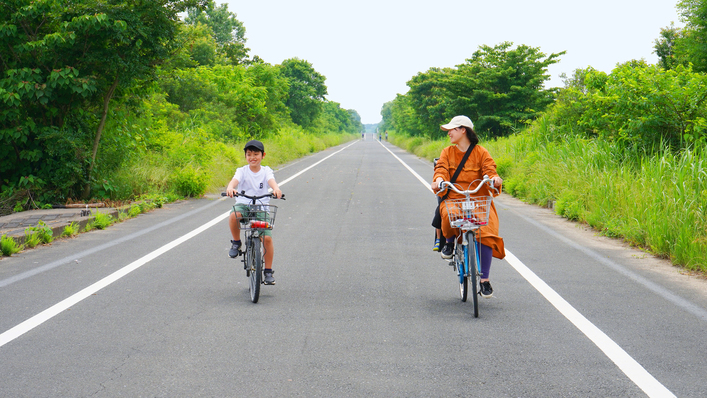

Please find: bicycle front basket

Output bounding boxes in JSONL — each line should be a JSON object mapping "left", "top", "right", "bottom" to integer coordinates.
{"left": 238, "top": 204, "right": 277, "bottom": 230}
{"left": 444, "top": 196, "right": 492, "bottom": 230}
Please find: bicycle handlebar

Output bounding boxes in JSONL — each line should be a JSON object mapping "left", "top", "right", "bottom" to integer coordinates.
{"left": 220, "top": 192, "right": 285, "bottom": 200}
{"left": 438, "top": 175, "right": 499, "bottom": 196}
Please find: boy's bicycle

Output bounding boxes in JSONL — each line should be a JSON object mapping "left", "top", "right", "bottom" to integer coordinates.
{"left": 438, "top": 175, "right": 498, "bottom": 318}
{"left": 222, "top": 191, "right": 284, "bottom": 303}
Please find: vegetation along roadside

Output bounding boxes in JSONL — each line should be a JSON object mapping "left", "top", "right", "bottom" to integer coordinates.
{"left": 0, "top": 1, "right": 359, "bottom": 256}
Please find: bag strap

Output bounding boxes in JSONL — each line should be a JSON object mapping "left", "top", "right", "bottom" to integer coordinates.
{"left": 441, "top": 144, "right": 475, "bottom": 201}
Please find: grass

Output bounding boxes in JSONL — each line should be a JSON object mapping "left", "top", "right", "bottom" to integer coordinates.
{"left": 1, "top": 234, "right": 23, "bottom": 256}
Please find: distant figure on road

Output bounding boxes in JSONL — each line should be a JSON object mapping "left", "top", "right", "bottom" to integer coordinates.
{"left": 431, "top": 115, "right": 504, "bottom": 298}
{"left": 385, "top": 131, "right": 388, "bottom": 141}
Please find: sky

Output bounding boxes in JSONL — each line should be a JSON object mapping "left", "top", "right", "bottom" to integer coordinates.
{"left": 221, "top": 0, "right": 683, "bottom": 124}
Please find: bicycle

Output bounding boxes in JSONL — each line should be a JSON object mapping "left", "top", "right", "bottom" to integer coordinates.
{"left": 437, "top": 175, "right": 498, "bottom": 318}
{"left": 222, "top": 191, "right": 284, "bottom": 303}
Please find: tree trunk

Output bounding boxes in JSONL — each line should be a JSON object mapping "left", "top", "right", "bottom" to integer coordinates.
{"left": 82, "top": 77, "right": 119, "bottom": 199}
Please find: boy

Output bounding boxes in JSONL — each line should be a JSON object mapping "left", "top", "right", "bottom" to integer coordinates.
{"left": 226, "top": 140, "right": 283, "bottom": 285}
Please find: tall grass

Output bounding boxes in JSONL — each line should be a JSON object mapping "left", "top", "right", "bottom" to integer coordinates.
{"left": 110, "top": 126, "right": 357, "bottom": 198}
{"left": 390, "top": 126, "right": 707, "bottom": 272}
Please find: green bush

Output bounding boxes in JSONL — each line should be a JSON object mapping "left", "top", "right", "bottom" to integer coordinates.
{"left": 61, "top": 222, "right": 80, "bottom": 237}
{"left": 90, "top": 212, "right": 114, "bottom": 230}
{"left": 170, "top": 165, "right": 208, "bottom": 197}
{"left": 1, "top": 235, "right": 22, "bottom": 256}
{"left": 24, "top": 231, "right": 41, "bottom": 248}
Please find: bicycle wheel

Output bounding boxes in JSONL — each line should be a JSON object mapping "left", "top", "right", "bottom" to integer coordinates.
{"left": 249, "top": 238, "right": 262, "bottom": 303}
{"left": 455, "top": 242, "right": 468, "bottom": 302}
{"left": 467, "top": 232, "right": 479, "bottom": 318}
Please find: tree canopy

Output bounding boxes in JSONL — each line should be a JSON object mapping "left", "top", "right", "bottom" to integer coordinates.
{"left": 382, "top": 42, "right": 563, "bottom": 137}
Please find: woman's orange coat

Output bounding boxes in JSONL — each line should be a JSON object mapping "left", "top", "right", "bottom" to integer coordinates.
{"left": 433, "top": 145, "right": 505, "bottom": 259}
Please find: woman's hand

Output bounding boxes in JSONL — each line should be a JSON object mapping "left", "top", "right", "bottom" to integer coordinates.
{"left": 492, "top": 176, "right": 503, "bottom": 188}
{"left": 431, "top": 179, "right": 443, "bottom": 193}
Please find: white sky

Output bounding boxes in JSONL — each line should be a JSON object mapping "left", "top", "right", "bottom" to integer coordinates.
{"left": 222, "top": 0, "right": 683, "bottom": 124}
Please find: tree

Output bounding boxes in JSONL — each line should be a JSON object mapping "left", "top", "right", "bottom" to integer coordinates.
{"left": 0, "top": 0, "right": 208, "bottom": 201}
{"left": 676, "top": 0, "right": 707, "bottom": 72}
{"left": 279, "top": 58, "right": 328, "bottom": 128}
{"left": 445, "top": 42, "right": 564, "bottom": 136}
{"left": 654, "top": 23, "right": 687, "bottom": 70}
{"left": 185, "top": 0, "right": 250, "bottom": 65}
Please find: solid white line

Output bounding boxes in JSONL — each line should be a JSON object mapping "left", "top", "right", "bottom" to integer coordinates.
{"left": 377, "top": 141, "right": 433, "bottom": 193}
{"left": 0, "top": 141, "right": 356, "bottom": 349}
{"left": 278, "top": 141, "right": 358, "bottom": 186}
{"left": 504, "top": 251, "right": 675, "bottom": 398}
{"left": 380, "top": 142, "right": 675, "bottom": 398}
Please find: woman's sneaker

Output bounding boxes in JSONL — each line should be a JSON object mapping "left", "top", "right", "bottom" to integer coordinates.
{"left": 441, "top": 243, "right": 454, "bottom": 259}
{"left": 480, "top": 281, "right": 493, "bottom": 298}
{"left": 264, "top": 270, "right": 275, "bottom": 285}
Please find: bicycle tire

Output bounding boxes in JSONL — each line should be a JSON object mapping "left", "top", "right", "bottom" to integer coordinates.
{"left": 455, "top": 242, "right": 468, "bottom": 302}
{"left": 249, "top": 238, "right": 262, "bottom": 303}
{"left": 468, "top": 232, "right": 479, "bottom": 318}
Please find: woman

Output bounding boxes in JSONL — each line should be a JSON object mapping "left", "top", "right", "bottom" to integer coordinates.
{"left": 431, "top": 115, "right": 505, "bottom": 297}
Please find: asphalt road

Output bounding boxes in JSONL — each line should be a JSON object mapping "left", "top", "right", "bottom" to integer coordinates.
{"left": 1, "top": 138, "right": 706, "bottom": 397}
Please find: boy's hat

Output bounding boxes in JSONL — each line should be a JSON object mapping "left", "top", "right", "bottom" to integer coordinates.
{"left": 441, "top": 115, "right": 474, "bottom": 131}
{"left": 244, "top": 140, "right": 265, "bottom": 152}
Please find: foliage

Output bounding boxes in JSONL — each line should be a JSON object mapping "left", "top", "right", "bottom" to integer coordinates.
{"left": 674, "top": 0, "right": 707, "bottom": 72}
{"left": 1, "top": 234, "right": 22, "bottom": 256}
{"left": 548, "top": 62, "right": 707, "bottom": 149}
{"left": 170, "top": 164, "right": 208, "bottom": 197}
{"left": 23, "top": 230, "right": 41, "bottom": 248}
{"left": 381, "top": 42, "right": 563, "bottom": 138}
{"left": 61, "top": 222, "right": 80, "bottom": 238}
{"left": 0, "top": 0, "right": 208, "bottom": 200}
{"left": 89, "top": 211, "right": 114, "bottom": 230}
{"left": 24, "top": 220, "right": 54, "bottom": 244}
{"left": 184, "top": 0, "right": 250, "bottom": 65}
{"left": 279, "top": 58, "right": 328, "bottom": 127}
{"left": 654, "top": 22, "right": 690, "bottom": 70}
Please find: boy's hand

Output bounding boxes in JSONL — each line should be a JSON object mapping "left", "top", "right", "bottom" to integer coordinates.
{"left": 226, "top": 187, "right": 238, "bottom": 197}
{"left": 272, "top": 188, "right": 282, "bottom": 199}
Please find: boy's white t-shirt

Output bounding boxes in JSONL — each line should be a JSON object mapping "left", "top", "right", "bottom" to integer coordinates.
{"left": 233, "top": 165, "right": 275, "bottom": 205}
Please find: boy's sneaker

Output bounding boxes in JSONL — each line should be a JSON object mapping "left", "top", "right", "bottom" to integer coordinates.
{"left": 480, "top": 281, "right": 493, "bottom": 298}
{"left": 441, "top": 243, "right": 454, "bottom": 259}
{"left": 263, "top": 269, "right": 275, "bottom": 285}
{"left": 229, "top": 240, "right": 241, "bottom": 258}
{"left": 433, "top": 239, "right": 441, "bottom": 252}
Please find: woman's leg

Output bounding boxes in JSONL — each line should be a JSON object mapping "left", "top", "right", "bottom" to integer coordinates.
{"left": 479, "top": 243, "right": 493, "bottom": 282}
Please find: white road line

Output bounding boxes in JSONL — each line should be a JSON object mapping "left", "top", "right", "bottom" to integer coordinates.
{"left": 377, "top": 141, "right": 432, "bottom": 193}
{"left": 0, "top": 141, "right": 356, "bottom": 349}
{"left": 504, "top": 251, "right": 675, "bottom": 398}
{"left": 381, "top": 142, "right": 676, "bottom": 398}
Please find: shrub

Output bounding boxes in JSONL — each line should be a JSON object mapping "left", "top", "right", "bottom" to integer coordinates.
{"left": 61, "top": 222, "right": 80, "bottom": 237}
{"left": 90, "top": 212, "right": 114, "bottom": 230}
{"left": 170, "top": 165, "right": 208, "bottom": 197}
{"left": 1, "top": 235, "right": 23, "bottom": 256}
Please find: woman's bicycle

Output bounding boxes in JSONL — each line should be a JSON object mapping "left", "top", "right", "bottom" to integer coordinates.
{"left": 222, "top": 191, "right": 283, "bottom": 303}
{"left": 438, "top": 175, "right": 498, "bottom": 318}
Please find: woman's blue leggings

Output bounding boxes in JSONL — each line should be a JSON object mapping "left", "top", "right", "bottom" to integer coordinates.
{"left": 479, "top": 242, "right": 493, "bottom": 279}
{"left": 446, "top": 239, "right": 493, "bottom": 279}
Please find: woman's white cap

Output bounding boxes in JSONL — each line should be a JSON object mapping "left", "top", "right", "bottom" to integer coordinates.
{"left": 440, "top": 115, "right": 474, "bottom": 131}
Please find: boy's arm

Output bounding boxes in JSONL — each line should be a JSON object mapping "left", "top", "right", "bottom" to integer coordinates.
{"left": 226, "top": 178, "right": 239, "bottom": 197}
{"left": 268, "top": 178, "right": 282, "bottom": 199}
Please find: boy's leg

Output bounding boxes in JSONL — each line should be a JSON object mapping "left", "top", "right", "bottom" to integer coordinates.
{"left": 228, "top": 211, "right": 242, "bottom": 258}
{"left": 229, "top": 211, "right": 242, "bottom": 240}
{"left": 262, "top": 235, "right": 275, "bottom": 285}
